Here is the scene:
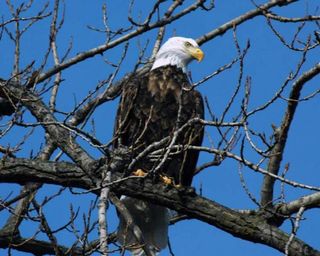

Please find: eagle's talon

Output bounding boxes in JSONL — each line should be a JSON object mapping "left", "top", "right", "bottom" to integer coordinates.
{"left": 160, "top": 175, "right": 174, "bottom": 185}
{"left": 132, "top": 169, "right": 147, "bottom": 177}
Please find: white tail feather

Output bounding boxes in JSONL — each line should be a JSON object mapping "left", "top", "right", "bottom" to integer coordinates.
{"left": 117, "top": 196, "right": 169, "bottom": 255}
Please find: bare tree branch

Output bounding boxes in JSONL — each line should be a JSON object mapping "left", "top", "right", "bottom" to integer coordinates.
{"left": 277, "top": 192, "right": 320, "bottom": 216}
{"left": 261, "top": 62, "right": 320, "bottom": 207}
{"left": 196, "top": 0, "right": 298, "bottom": 45}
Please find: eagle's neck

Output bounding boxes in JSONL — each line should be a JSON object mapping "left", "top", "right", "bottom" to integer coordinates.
{"left": 151, "top": 53, "right": 189, "bottom": 73}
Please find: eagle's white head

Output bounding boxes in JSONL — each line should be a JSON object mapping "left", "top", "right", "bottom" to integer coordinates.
{"left": 151, "top": 37, "right": 204, "bottom": 73}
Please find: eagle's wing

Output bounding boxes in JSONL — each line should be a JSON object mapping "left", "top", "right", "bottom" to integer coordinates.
{"left": 113, "top": 74, "right": 143, "bottom": 148}
{"left": 178, "top": 89, "right": 204, "bottom": 186}
{"left": 114, "top": 75, "right": 170, "bottom": 255}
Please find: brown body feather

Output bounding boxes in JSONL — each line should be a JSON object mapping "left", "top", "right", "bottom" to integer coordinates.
{"left": 113, "top": 65, "right": 204, "bottom": 186}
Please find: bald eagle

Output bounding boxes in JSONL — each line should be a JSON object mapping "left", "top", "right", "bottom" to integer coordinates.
{"left": 114, "top": 37, "right": 204, "bottom": 255}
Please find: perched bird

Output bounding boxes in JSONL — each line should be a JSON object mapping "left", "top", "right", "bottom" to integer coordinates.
{"left": 114, "top": 37, "right": 204, "bottom": 255}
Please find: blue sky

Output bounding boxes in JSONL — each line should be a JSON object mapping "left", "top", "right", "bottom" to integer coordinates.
{"left": 1, "top": 1, "right": 320, "bottom": 255}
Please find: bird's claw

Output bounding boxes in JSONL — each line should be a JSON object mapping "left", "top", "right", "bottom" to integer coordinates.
{"left": 132, "top": 169, "right": 147, "bottom": 177}
{"left": 160, "top": 175, "right": 174, "bottom": 185}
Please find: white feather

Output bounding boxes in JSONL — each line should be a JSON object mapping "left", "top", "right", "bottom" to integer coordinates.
{"left": 151, "top": 37, "right": 199, "bottom": 73}
{"left": 117, "top": 196, "right": 169, "bottom": 256}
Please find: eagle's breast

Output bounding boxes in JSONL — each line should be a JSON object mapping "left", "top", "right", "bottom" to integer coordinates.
{"left": 147, "top": 65, "right": 188, "bottom": 101}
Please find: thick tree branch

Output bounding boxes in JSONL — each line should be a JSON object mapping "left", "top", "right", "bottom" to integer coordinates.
{"left": 0, "top": 157, "right": 319, "bottom": 256}
{"left": 0, "top": 158, "right": 92, "bottom": 188}
{"left": 0, "top": 230, "right": 114, "bottom": 256}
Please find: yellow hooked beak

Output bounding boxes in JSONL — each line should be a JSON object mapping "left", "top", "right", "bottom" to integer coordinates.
{"left": 189, "top": 47, "right": 204, "bottom": 62}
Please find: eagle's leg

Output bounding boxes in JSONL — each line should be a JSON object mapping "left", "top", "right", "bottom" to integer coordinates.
{"left": 132, "top": 168, "right": 147, "bottom": 177}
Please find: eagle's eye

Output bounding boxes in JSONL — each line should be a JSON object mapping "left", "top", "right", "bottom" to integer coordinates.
{"left": 184, "top": 41, "right": 192, "bottom": 47}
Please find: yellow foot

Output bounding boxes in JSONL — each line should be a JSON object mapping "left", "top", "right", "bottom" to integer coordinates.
{"left": 159, "top": 175, "right": 174, "bottom": 185}
{"left": 132, "top": 169, "right": 147, "bottom": 177}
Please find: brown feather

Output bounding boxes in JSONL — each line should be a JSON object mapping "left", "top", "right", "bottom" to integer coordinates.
{"left": 113, "top": 65, "right": 204, "bottom": 186}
